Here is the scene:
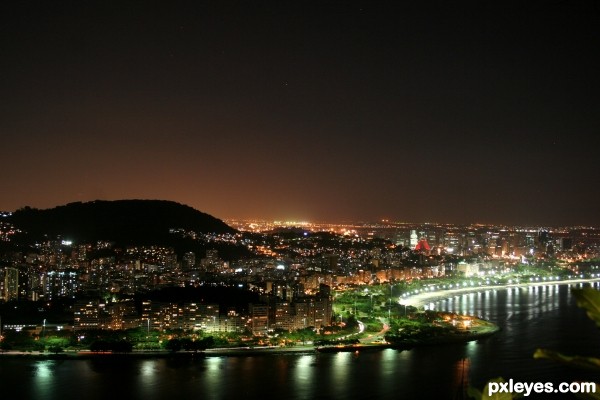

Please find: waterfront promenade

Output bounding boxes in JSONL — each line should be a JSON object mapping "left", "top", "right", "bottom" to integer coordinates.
{"left": 402, "top": 277, "right": 600, "bottom": 308}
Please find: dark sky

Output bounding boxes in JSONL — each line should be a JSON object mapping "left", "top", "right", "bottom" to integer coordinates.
{"left": 2, "top": 1, "right": 599, "bottom": 226}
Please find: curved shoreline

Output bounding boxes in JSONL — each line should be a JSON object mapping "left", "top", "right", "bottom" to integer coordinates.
{"left": 0, "top": 346, "right": 319, "bottom": 359}
{"left": 0, "top": 324, "right": 502, "bottom": 358}
{"left": 402, "top": 277, "right": 600, "bottom": 308}
{"left": 4, "top": 279, "right": 594, "bottom": 359}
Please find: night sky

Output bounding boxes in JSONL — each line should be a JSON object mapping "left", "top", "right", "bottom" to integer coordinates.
{"left": 2, "top": 1, "right": 599, "bottom": 226}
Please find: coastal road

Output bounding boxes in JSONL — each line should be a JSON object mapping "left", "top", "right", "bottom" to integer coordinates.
{"left": 359, "top": 322, "right": 390, "bottom": 344}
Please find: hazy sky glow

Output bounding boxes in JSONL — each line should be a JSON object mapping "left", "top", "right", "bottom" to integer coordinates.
{"left": 2, "top": 2, "right": 599, "bottom": 226}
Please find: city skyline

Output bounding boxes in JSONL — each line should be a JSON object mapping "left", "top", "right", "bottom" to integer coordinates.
{"left": 2, "top": 2, "right": 599, "bottom": 226}
{"left": 3, "top": 200, "right": 599, "bottom": 230}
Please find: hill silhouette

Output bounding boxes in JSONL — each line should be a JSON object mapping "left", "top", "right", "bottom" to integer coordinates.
{"left": 7, "top": 200, "right": 250, "bottom": 260}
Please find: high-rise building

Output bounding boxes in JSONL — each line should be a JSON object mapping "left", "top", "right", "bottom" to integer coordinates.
{"left": 197, "top": 304, "right": 220, "bottom": 331}
{"left": 218, "top": 309, "right": 247, "bottom": 333}
{"left": 3, "top": 267, "right": 19, "bottom": 302}
{"left": 43, "top": 270, "right": 78, "bottom": 299}
{"left": 74, "top": 299, "right": 108, "bottom": 330}
{"left": 106, "top": 300, "right": 139, "bottom": 330}
{"left": 294, "top": 296, "right": 332, "bottom": 328}
{"left": 273, "top": 302, "right": 294, "bottom": 331}
{"left": 182, "top": 252, "right": 196, "bottom": 271}
{"left": 141, "top": 300, "right": 168, "bottom": 331}
{"left": 249, "top": 303, "right": 269, "bottom": 335}
{"left": 560, "top": 237, "right": 573, "bottom": 251}
{"left": 410, "top": 230, "right": 418, "bottom": 249}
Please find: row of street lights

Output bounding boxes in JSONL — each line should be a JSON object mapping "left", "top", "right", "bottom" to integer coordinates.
{"left": 361, "top": 284, "right": 409, "bottom": 321}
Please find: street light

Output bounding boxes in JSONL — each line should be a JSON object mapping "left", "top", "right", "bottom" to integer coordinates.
{"left": 42, "top": 319, "right": 46, "bottom": 338}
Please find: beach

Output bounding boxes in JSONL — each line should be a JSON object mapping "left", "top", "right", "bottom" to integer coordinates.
{"left": 402, "top": 277, "right": 600, "bottom": 308}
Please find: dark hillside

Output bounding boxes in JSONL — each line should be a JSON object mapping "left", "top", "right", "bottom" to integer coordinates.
{"left": 8, "top": 200, "right": 250, "bottom": 260}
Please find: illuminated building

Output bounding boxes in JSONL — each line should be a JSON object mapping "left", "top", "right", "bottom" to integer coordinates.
{"left": 182, "top": 251, "right": 196, "bottom": 271}
{"left": 106, "top": 300, "right": 139, "bottom": 330}
{"left": 197, "top": 304, "right": 219, "bottom": 331}
{"left": 415, "top": 238, "right": 431, "bottom": 253}
{"left": 273, "top": 302, "right": 295, "bottom": 331}
{"left": 249, "top": 303, "right": 269, "bottom": 335}
{"left": 3, "top": 267, "right": 19, "bottom": 302}
{"left": 43, "top": 270, "right": 79, "bottom": 299}
{"left": 457, "top": 261, "right": 479, "bottom": 277}
{"left": 410, "top": 230, "right": 418, "bottom": 248}
{"left": 74, "top": 299, "right": 108, "bottom": 330}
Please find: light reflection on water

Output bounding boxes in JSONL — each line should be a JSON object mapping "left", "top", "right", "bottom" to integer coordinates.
{"left": 293, "top": 354, "right": 313, "bottom": 385}
{"left": 204, "top": 356, "right": 224, "bottom": 391}
{"left": 137, "top": 359, "right": 158, "bottom": 398}
{"left": 3, "top": 282, "right": 600, "bottom": 400}
{"left": 31, "top": 360, "right": 53, "bottom": 399}
{"left": 331, "top": 352, "right": 351, "bottom": 392}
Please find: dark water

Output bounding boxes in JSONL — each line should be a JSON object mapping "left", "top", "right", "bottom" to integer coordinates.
{"left": 2, "top": 282, "right": 600, "bottom": 400}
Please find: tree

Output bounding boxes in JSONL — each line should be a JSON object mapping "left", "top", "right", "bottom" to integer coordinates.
{"left": 197, "top": 336, "right": 215, "bottom": 350}
{"left": 112, "top": 340, "right": 133, "bottom": 353}
{"left": 48, "top": 345, "right": 64, "bottom": 354}
{"left": 165, "top": 338, "right": 182, "bottom": 352}
{"left": 90, "top": 340, "right": 111, "bottom": 352}
{"left": 1, "top": 330, "right": 37, "bottom": 350}
{"left": 345, "top": 314, "right": 359, "bottom": 330}
{"left": 0, "top": 341, "right": 12, "bottom": 352}
{"left": 46, "top": 337, "right": 69, "bottom": 350}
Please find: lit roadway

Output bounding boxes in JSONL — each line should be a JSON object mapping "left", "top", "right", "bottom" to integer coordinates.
{"left": 359, "top": 321, "right": 390, "bottom": 344}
